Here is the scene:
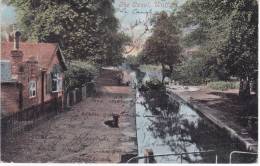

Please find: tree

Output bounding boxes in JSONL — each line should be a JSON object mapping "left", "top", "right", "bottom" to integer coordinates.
{"left": 64, "top": 60, "right": 97, "bottom": 92}
{"left": 103, "top": 32, "right": 131, "bottom": 66}
{"left": 220, "top": 0, "right": 258, "bottom": 98}
{"left": 177, "top": 0, "right": 231, "bottom": 81}
{"left": 7, "top": 0, "right": 127, "bottom": 65}
{"left": 172, "top": 54, "right": 208, "bottom": 85}
{"left": 178, "top": 0, "right": 258, "bottom": 98}
{"left": 141, "top": 12, "right": 182, "bottom": 82}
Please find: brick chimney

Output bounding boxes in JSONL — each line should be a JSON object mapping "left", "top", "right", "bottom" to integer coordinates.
{"left": 26, "top": 56, "right": 39, "bottom": 78}
{"left": 10, "top": 31, "right": 24, "bottom": 80}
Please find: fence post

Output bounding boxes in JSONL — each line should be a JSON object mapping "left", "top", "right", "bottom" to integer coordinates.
{"left": 73, "top": 90, "right": 76, "bottom": 104}
{"left": 144, "top": 149, "right": 156, "bottom": 163}
{"left": 86, "top": 82, "right": 94, "bottom": 97}
{"left": 69, "top": 91, "right": 73, "bottom": 106}
{"left": 66, "top": 93, "right": 70, "bottom": 107}
{"left": 79, "top": 87, "right": 82, "bottom": 102}
{"left": 75, "top": 88, "right": 79, "bottom": 103}
{"left": 86, "top": 83, "right": 89, "bottom": 97}
{"left": 82, "top": 86, "right": 86, "bottom": 99}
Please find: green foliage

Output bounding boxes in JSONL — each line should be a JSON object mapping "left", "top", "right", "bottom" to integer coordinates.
{"left": 139, "top": 65, "right": 162, "bottom": 72}
{"left": 177, "top": 0, "right": 231, "bottom": 82}
{"left": 8, "top": 0, "right": 127, "bottom": 65}
{"left": 171, "top": 56, "right": 206, "bottom": 85}
{"left": 124, "top": 55, "right": 141, "bottom": 66}
{"left": 64, "top": 61, "right": 97, "bottom": 91}
{"left": 139, "top": 79, "right": 166, "bottom": 94}
{"left": 220, "top": 0, "right": 258, "bottom": 80}
{"left": 177, "top": 0, "right": 258, "bottom": 97}
{"left": 178, "top": 0, "right": 258, "bottom": 82}
{"left": 104, "top": 32, "right": 132, "bottom": 65}
{"left": 140, "top": 11, "right": 182, "bottom": 81}
{"left": 207, "top": 81, "right": 239, "bottom": 91}
{"left": 171, "top": 53, "right": 231, "bottom": 86}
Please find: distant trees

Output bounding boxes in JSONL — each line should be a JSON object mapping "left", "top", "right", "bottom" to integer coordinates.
{"left": 103, "top": 32, "right": 131, "bottom": 66}
{"left": 7, "top": 0, "right": 128, "bottom": 65}
{"left": 141, "top": 12, "right": 182, "bottom": 82}
{"left": 178, "top": 0, "right": 258, "bottom": 98}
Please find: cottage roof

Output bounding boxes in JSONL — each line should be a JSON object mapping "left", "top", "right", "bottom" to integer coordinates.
{"left": 1, "top": 42, "right": 67, "bottom": 70}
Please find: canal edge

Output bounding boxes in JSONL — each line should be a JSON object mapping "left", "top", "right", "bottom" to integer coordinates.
{"left": 166, "top": 89, "right": 257, "bottom": 153}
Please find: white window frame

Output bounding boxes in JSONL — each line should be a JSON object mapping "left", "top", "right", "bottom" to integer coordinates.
{"left": 52, "top": 73, "right": 62, "bottom": 92}
{"left": 29, "top": 80, "right": 37, "bottom": 97}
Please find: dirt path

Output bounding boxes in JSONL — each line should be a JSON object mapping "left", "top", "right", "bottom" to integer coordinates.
{"left": 1, "top": 69, "right": 137, "bottom": 163}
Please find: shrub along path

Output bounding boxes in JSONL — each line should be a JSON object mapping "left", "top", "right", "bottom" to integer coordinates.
{"left": 1, "top": 68, "right": 137, "bottom": 163}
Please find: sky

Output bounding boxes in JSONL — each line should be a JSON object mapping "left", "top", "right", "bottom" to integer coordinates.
{"left": 0, "top": 3, "right": 16, "bottom": 26}
{"left": 0, "top": 0, "right": 186, "bottom": 55}
{"left": 113, "top": 0, "right": 186, "bottom": 55}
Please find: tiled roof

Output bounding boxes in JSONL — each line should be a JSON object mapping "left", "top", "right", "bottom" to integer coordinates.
{"left": 1, "top": 42, "right": 66, "bottom": 69}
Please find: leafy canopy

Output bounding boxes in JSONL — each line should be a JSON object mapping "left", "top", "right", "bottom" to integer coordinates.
{"left": 8, "top": 0, "right": 128, "bottom": 65}
{"left": 141, "top": 11, "right": 182, "bottom": 68}
{"left": 178, "top": 0, "right": 258, "bottom": 80}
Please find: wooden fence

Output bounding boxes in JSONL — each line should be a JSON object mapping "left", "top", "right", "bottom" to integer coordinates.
{"left": 1, "top": 81, "right": 95, "bottom": 137}
{"left": 64, "top": 81, "right": 95, "bottom": 107}
{"left": 1, "top": 97, "right": 62, "bottom": 137}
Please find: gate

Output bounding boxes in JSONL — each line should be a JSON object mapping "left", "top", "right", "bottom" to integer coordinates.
{"left": 229, "top": 151, "right": 257, "bottom": 163}
{"left": 127, "top": 150, "right": 218, "bottom": 163}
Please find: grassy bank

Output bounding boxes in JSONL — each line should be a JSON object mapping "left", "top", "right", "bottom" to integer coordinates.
{"left": 139, "top": 65, "right": 162, "bottom": 72}
{"left": 207, "top": 81, "right": 239, "bottom": 91}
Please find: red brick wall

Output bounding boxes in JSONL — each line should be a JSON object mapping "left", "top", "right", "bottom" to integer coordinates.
{"left": 20, "top": 53, "right": 64, "bottom": 109}
{"left": 10, "top": 50, "right": 23, "bottom": 76}
{"left": 1, "top": 52, "right": 65, "bottom": 114}
{"left": 18, "top": 61, "right": 40, "bottom": 110}
{"left": 1, "top": 83, "right": 21, "bottom": 115}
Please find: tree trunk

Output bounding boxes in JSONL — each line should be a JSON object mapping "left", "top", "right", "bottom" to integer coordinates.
{"left": 161, "top": 64, "right": 165, "bottom": 83}
{"left": 169, "top": 65, "right": 173, "bottom": 74}
{"left": 239, "top": 77, "right": 251, "bottom": 100}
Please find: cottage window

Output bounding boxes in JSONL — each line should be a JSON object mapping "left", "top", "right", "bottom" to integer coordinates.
{"left": 52, "top": 73, "right": 62, "bottom": 92}
{"left": 29, "top": 80, "right": 37, "bottom": 97}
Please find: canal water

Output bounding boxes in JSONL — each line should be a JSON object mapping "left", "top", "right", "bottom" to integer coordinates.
{"left": 133, "top": 69, "right": 257, "bottom": 163}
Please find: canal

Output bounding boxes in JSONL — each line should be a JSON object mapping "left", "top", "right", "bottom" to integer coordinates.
{"left": 132, "top": 68, "right": 257, "bottom": 163}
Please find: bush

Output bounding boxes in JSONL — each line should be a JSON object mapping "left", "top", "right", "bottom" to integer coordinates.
{"left": 207, "top": 81, "right": 239, "bottom": 91}
{"left": 171, "top": 52, "right": 231, "bottom": 86}
{"left": 139, "top": 79, "right": 166, "bottom": 93}
{"left": 171, "top": 57, "right": 206, "bottom": 85}
{"left": 64, "top": 61, "right": 98, "bottom": 91}
{"left": 124, "top": 55, "right": 141, "bottom": 66}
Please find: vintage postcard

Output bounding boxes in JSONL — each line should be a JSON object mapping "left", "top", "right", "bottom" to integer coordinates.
{"left": 0, "top": 0, "right": 258, "bottom": 164}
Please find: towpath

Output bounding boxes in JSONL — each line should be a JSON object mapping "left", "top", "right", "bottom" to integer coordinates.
{"left": 1, "top": 68, "right": 137, "bottom": 163}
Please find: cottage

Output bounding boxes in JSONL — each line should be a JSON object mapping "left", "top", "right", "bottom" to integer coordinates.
{"left": 1, "top": 31, "right": 67, "bottom": 117}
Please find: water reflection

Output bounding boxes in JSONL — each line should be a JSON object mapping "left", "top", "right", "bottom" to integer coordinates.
{"left": 135, "top": 70, "right": 256, "bottom": 163}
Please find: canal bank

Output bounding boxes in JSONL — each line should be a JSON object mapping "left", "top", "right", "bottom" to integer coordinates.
{"left": 167, "top": 88, "right": 257, "bottom": 153}
{"left": 130, "top": 68, "right": 257, "bottom": 163}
